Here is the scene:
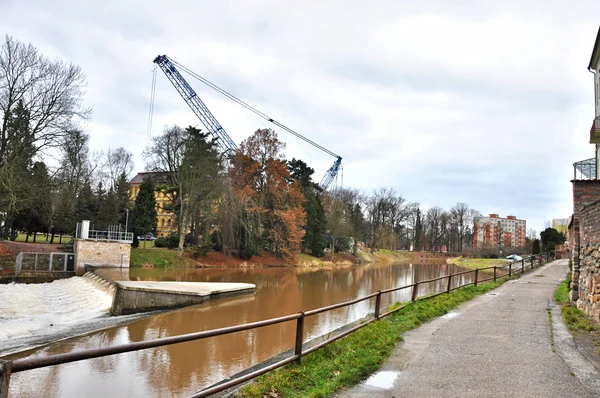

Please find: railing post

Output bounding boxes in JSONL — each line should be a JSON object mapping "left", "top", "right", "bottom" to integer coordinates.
{"left": 34, "top": 253, "right": 38, "bottom": 271}
{"left": 49, "top": 253, "right": 53, "bottom": 271}
{"left": 64, "top": 254, "right": 68, "bottom": 271}
{"left": 411, "top": 282, "right": 419, "bottom": 302}
{"left": 374, "top": 291, "right": 382, "bottom": 320}
{"left": 531, "top": 255, "right": 534, "bottom": 269}
{"left": 508, "top": 263, "right": 512, "bottom": 277}
{"left": 540, "top": 254, "right": 544, "bottom": 266}
{"left": 521, "top": 260, "right": 524, "bottom": 274}
{"left": 447, "top": 274, "right": 452, "bottom": 293}
{"left": 294, "top": 312, "right": 305, "bottom": 364}
{"left": 493, "top": 266, "right": 497, "bottom": 282}
{"left": 0, "top": 359, "right": 11, "bottom": 398}
{"left": 521, "top": 258, "right": 524, "bottom": 273}
{"left": 474, "top": 269, "right": 479, "bottom": 287}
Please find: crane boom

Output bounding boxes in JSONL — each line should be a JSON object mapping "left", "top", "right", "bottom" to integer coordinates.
{"left": 153, "top": 54, "right": 342, "bottom": 190}
{"left": 153, "top": 55, "right": 237, "bottom": 156}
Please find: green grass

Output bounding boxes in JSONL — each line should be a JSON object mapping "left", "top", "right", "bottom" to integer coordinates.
{"left": 13, "top": 233, "right": 62, "bottom": 244}
{"left": 555, "top": 276, "right": 595, "bottom": 332}
{"left": 130, "top": 247, "right": 182, "bottom": 267}
{"left": 449, "top": 257, "right": 505, "bottom": 269}
{"left": 237, "top": 280, "right": 503, "bottom": 398}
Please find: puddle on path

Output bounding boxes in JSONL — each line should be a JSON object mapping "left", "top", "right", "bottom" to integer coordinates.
{"left": 363, "top": 371, "right": 400, "bottom": 389}
{"left": 442, "top": 311, "right": 461, "bottom": 319}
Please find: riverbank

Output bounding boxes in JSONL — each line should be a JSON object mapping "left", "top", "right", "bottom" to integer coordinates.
{"left": 130, "top": 248, "right": 451, "bottom": 269}
{"left": 446, "top": 256, "right": 505, "bottom": 269}
{"left": 235, "top": 280, "right": 504, "bottom": 397}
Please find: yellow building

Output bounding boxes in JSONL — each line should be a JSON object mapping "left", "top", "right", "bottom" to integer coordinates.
{"left": 129, "top": 172, "right": 177, "bottom": 237}
{"left": 552, "top": 218, "right": 569, "bottom": 238}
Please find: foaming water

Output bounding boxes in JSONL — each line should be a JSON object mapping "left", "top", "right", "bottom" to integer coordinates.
{"left": 0, "top": 277, "right": 114, "bottom": 354}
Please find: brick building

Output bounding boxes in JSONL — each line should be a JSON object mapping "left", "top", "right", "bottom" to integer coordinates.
{"left": 473, "top": 214, "right": 526, "bottom": 250}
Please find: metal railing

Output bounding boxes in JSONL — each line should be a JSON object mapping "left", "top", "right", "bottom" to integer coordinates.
{"left": 14, "top": 252, "right": 76, "bottom": 276}
{"left": 75, "top": 222, "right": 133, "bottom": 243}
{"left": 0, "top": 252, "right": 553, "bottom": 398}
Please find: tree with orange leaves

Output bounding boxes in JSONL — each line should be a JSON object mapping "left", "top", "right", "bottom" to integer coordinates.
{"left": 230, "top": 128, "right": 306, "bottom": 260}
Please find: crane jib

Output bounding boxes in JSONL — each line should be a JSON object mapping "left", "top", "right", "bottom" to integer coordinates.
{"left": 152, "top": 54, "right": 342, "bottom": 190}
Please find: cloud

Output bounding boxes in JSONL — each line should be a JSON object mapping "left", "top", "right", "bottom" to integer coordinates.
{"left": 3, "top": 0, "right": 600, "bottom": 232}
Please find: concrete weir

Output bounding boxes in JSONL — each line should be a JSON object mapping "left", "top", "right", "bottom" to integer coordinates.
{"left": 110, "top": 281, "right": 256, "bottom": 315}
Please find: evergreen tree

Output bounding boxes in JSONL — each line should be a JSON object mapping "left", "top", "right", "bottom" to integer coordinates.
{"left": 75, "top": 180, "right": 97, "bottom": 226}
{"left": 304, "top": 189, "right": 327, "bottom": 257}
{"left": 114, "top": 172, "right": 131, "bottom": 228}
{"left": 414, "top": 208, "right": 422, "bottom": 251}
{"left": 532, "top": 239, "right": 541, "bottom": 255}
{"left": 132, "top": 178, "right": 157, "bottom": 248}
{"left": 288, "top": 158, "right": 327, "bottom": 257}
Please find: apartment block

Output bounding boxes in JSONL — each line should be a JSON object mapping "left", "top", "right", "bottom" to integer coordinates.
{"left": 473, "top": 214, "right": 526, "bottom": 249}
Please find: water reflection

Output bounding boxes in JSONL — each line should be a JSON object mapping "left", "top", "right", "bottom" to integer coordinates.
{"left": 8, "top": 261, "right": 475, "bottom": 397}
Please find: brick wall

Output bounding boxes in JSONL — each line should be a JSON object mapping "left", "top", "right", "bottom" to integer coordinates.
{"left": 581, "top": 199, "right": 600, "bottom": 246}
{"left": 572, "top": 180, "right": 600, "bottom": 220}
{"left": 74, "top": 239, "right": 131, "bottom": 275}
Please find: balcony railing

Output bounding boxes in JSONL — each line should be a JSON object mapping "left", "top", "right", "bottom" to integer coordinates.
{"left": 573, "top": 157, "right": 597, "bottom": 180}
{"left": 590, "top": 116, "right": 600, "bottom": 143}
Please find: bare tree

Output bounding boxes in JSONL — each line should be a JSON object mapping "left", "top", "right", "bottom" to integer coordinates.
{"left": 0, "top": 35, "right": 91, "bottom": 167}
{"left": 100, "top": 147, "right": 134, "bottom": 189}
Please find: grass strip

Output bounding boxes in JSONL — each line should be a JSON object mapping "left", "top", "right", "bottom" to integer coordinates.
{"left": 130, "top": 247, "right": 182, "bottom": 267}
{"left": 555, "top": 276, "right": 596, "bottom": 333}
{"left": 448, "top": 257, "right": 505, "bottom": 269}
{"left": 237, "top": 280, "right": 503, "bottom": 398}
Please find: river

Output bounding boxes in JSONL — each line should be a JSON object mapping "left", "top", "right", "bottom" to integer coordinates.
{"left": 4, "top": 260, "right": 473, "bottom": 397}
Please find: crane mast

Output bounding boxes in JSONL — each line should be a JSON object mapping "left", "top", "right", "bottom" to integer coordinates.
{"left": 153, "top": 54, "right": 342, "bottom": 190}
{"left": 153, "top": 55, "right": 237, "bottom": 156}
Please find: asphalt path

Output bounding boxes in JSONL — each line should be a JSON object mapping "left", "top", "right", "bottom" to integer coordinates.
{"left": 337, "top": 260, "right": 600, "bottom": 398}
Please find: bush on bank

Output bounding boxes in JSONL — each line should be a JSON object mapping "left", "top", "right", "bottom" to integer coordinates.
{"left": 237, "top": 281, "right": 503, "bottom": 398}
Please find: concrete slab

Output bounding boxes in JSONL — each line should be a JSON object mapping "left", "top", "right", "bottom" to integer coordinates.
{"left": 110, "top": 281, "right": 255, "bottom": 316}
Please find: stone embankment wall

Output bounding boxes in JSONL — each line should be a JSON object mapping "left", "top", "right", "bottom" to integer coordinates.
{"left": 569, "top": 180, "right": 600, "bottom": 303}
{"left": 576, "top": 197, "right": 600, "bottom": 322}
{"left": 74, "top": 239, "right": 131, "bottom": 276}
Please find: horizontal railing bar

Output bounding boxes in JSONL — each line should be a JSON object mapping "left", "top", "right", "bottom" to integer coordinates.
{"left": 304, "top": 292, "right": 379, "bottom": 316}
{"left": 303, "top": 318, "right": 378, "bottom": 356}
{"left": 379, "top": 303, "right": 409, "bottom": 318}
{"left": 187, "top": 355, "right": 299, "bottom": 398}
{"left": 380, "top": 283, "right": 415, "bottom": 294}
{"left": 12, "top": 312, "right": 301, "bottom": 372}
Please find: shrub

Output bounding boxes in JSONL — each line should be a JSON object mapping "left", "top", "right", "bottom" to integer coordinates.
{"left": 189, "top": 242, "right": 213, "bottom": 258}
{"left": 154, "top": 233, "right": 180, "bottom": 249}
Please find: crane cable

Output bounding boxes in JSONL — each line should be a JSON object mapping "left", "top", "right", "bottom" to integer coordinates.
{"left": 146, "top": 64, "right": 158, "bottom": 147}
{"left": 169, "top": 57, "right": 341, "bottom": 160}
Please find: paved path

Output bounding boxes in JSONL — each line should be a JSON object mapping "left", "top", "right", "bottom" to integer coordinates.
{"left": 337, "top": 260, "right": 600, "bottom": 398}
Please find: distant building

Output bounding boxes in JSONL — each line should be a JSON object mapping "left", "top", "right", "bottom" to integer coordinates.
{"left": 129, "top": 172, "right": 177, "bottom": 238}
{"left": 552, "top": 218, "right": 569, "bottom": 237}
{"left": 473, "top": 214, "right": 526, "bottom": 250}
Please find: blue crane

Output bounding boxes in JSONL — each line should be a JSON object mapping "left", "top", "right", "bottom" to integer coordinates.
{"left": 152, "top": 54, "right": 342, "bottom": 190}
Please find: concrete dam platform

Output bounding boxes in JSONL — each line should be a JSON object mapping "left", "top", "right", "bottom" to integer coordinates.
{"left": 110, "top": 280, "right": 256, "bottom": 315}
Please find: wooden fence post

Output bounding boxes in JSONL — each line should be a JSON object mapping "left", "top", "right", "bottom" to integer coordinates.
{"left": 508, "top": 263, "right": 512, "bottom": 277}
{"left": 0, "top": 360, "right": 11, "bottom": 398}
{"left": 493, "top": 266, "right": 497, "bottom": 282}
{"left": 474, "top": 269, "right": 479, "bottom": 287}
{"left": 294, "top": 312, "right": 305, "bottom": 364}
{"left": 411, "top": 283, "right": 419, "bottom": 302}
{"left": 447, "top": 274, "right": 452, "bottom": 293}
{"left": 374, "top": 291, "right": 382, "bottom": 319}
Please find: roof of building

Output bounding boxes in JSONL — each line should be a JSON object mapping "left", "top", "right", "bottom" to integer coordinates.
{"left": 129, "top": 171, "right": 173, "bottom": 185}
{"left": 589, "top": 25, "right": 600, "bottom": 71}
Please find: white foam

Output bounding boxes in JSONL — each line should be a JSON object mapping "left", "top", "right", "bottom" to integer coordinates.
{"left": 0, "top": 277, "right": 113, "bottom": 340}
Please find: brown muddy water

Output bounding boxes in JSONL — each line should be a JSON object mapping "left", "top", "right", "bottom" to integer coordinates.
{"left": 5, "top": 261, "right": 473, "bottom": 397}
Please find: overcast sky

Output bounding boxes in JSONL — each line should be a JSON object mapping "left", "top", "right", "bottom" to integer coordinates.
{"left": 4, "top": 0, "right": 600, "bottom": 233}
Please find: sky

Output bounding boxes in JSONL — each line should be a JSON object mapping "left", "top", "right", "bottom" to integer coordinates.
{"left": 3, "top": 0, "right": 600, "bottom": 234}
